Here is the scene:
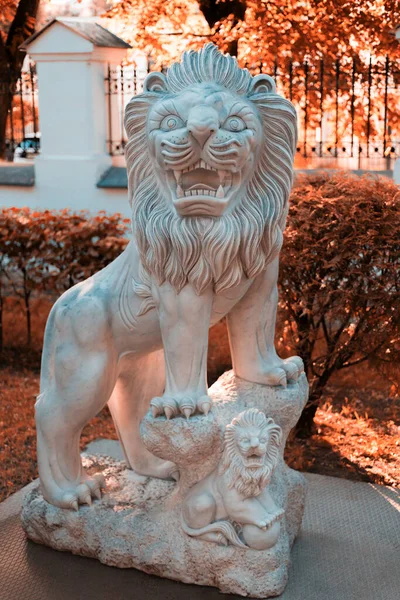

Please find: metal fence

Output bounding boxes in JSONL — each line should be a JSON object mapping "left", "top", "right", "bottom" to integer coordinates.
{"left": 105, "top": 63, "right": 151, "bottom": 156}
{"left": 3, "top": 54, "right": 400, "bottom": 169}
{"left": 106, "top": 55, "right": 400, "bottom": 169}
{"left": 3, "top": 62, "right": 40, "bottom": 160}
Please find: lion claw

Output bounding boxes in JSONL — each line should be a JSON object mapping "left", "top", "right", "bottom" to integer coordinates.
{"left": 162, "top": 398, "right": 179, "bottom": 419}
{"left": 180, "top": 397, "right": 196, "bottom": 419}
{"left": 164, "top": 406, "right": 173, "bottom": 419}
{"left": 197, "top": 395, "right": 212, "bottom": 416}
{"left": 150, "top": 397, "right": 163, "bottom": 418}
{"left": 93, "top": 487, "right": 102, "bottom": 500}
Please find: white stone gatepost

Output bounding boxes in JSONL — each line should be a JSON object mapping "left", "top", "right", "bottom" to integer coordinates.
{"left": 21, "top": 18, "right": 130, "bottom": 210}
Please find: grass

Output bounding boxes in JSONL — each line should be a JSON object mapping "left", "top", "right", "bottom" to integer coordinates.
{"left": 1, "top": 297, "right": 399, "bottom": 502}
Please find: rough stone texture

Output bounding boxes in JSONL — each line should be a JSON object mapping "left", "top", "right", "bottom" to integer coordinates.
{"left": 21, "top": 371, "right": 308, "bottom": 598}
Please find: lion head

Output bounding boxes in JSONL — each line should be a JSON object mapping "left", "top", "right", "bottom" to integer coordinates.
{"left": 124, "top": 44, "right": 297, "bottom": 295}
{"left": 219, "top": 408, "right": 282, "bottom": 498}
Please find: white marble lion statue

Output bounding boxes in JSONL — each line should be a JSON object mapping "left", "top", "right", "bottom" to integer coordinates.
{"left": 35, "top": 44, "right": 303, "bottom": 509}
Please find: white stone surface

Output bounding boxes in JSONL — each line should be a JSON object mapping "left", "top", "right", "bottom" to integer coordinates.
{"left": 22, "top": 372, "right": 308, "bottom": 598}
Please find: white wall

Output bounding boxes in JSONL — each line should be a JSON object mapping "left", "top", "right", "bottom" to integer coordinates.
{"left": 394, "top": 159, "right": 400, "bottom": 185}
{"left": 0, "top": 184, "right": 131, "bottom": 217}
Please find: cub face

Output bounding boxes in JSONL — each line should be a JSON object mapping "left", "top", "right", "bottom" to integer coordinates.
{"left": 236, "top": 426, "right": 269, "bottom": 470}
{"left": 147, "top": 82, "right": 263, "bottom": 218}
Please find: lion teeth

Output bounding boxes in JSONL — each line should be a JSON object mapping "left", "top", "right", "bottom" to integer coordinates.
{"left": 216, "top": 185, "right": 224, "bottom": 199}
{"left": 184, "top": 190, "right": 190, "bottom": 197}
{"left": 182, "top": 162, "right": 220, "bottom": 172}
{"left": 173, "top": 170, "right": 181, "bottom": 182}
{"left": 177, "top": 185, "right": 184, "bottom": 198}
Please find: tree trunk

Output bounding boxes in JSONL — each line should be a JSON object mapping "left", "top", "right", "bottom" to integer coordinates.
{"left": 294, "top": 397, "right": 320, "bottom": 438}
{"left": 198, "top": 0, "right": 246, "bottom": 56}
{"left": 199, "top": 0, "right": 246, "bottom": 27}
{"left": 0, "top": 0, "right": 41, "bottom": 159}
{"left": 0, "top": 39, "right": 11, "bottom": 160}
{"left": 0, "top": 93, "right": 10, "bottom": 160}
{"left": 24, "top": 290, "right": 31, "bottom": 346}
{"left": 294, "top": 367, "right": 334, "bottom": 438}
{"left": 0, "top": 286, "right": 3, "bottom": 353}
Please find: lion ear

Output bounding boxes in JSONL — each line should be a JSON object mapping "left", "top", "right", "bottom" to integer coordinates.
{"left": 143, "top": 72, "right": 168, "bottom": 93}
{"left": 248, "top": 74, "right": 276, "bottom": 96}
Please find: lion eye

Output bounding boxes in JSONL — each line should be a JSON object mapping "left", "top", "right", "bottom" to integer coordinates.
{"left": 160, "top": 115, "right": 185, "bottom": 131}
{"left": 223, "top": 115, "right": 246, "bottom": 132}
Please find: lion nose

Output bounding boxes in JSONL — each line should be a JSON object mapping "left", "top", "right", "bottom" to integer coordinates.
{"left": 250, "top": 437, "right": 259, "bottom": 449}
{"left": 187, "top": 106, "right": 218, "bottom": 148}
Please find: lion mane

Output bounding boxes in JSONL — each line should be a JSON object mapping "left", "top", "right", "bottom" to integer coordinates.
{"left": 124, "top": 44, "right": 297, "bottom": 295}
{"left": 220, "top": 408, "right": 282, "bottom": 498}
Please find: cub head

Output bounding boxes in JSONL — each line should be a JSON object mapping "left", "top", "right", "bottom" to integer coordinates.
{"left": 221, "top": 408, "right": 282, "bottom": 498}
{"left": 125, "top": 44, "right": 297, "bottom": 294}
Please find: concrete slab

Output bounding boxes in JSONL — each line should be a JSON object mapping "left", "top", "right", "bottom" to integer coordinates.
{"left": 0, "top": 444, "right": 399, "bottom": 600}
{"left": 85, "top": 438, "right": 125, "bottom": 461}
{"left": 97, "top": 166, "right": 128, "bottom": 188}
{"left": 0, "top": 165, "right": 35, "bottom": 186}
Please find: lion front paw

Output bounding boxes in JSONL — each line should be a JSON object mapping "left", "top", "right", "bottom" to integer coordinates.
{"left": 248, "top": 355, "right": 305, "bottom": 387}
{"left": 150, "top": 394, "right": 212, "bottom": 419}
{"left": 257, "top": 508, "right": 285, "bottom": 530}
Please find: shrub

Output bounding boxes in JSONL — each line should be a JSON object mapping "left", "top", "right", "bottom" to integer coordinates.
{"left": 0, "top": 208, "right": 129, "bottom": 347}
{"left": 1, "top": 173, "right": 398, "bottom": 440}
{"left": 280, "top": 172, "right": 400, "bottom": 436}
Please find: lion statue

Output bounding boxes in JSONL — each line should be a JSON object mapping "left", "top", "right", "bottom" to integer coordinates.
{"left": 181, "top": 408, "right": 284, "bottom": 550}
{"left": 35, "top": 44, "right": 303, "bottom": 510}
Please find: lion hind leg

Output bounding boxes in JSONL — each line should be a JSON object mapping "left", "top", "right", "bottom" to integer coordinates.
{"left": 107, "top": 350, "right": 178, "bottom": 481}
{"left": 36, "top": 346, "right": 116, "bottom": 510}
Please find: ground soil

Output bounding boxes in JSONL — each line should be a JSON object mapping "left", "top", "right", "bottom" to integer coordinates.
{"left": 1, "top": 297, "right": 399, "bottom": 502}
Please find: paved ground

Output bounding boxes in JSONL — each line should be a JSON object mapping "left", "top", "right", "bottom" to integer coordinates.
{"left": 0, "top": 442, "right": 399, "bottom": 600}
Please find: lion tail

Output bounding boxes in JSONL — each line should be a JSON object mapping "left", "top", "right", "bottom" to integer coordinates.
{"left": 180, "top": 512, "right": 247, "bottom": 549}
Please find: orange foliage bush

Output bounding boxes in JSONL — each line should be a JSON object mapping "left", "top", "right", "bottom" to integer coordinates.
{"left": 0, "top": 174, "right": 398, "bottom": 438}
{"left": 0, "top": 208, "right": 129, "bottom": 347}
{"left": 280, "top": 172, "right": 400, "bottom": 435}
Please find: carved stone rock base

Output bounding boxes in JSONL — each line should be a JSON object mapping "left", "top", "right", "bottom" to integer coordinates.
{"left": 21, "top": 371, "right": 308, "bottom": 598}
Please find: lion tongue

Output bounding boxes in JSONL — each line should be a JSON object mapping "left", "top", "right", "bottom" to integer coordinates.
{"left": 181, "top": 168, "right": 219, "bottom": 191}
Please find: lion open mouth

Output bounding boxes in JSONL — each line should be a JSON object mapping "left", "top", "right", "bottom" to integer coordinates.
{"left": 169, "top": 160, "right": 238, "bottom": 216}
{"left": 244, "top": 452, "right": 265, "bottom": 469}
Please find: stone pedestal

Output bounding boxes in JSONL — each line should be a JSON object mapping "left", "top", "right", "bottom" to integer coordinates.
{"left": 21, "top": 371, "right": 308, "bottom": 598}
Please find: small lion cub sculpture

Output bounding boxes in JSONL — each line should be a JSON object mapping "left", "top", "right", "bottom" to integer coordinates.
{"left": 181, "top": 408, "right": 284, "bottom": 550}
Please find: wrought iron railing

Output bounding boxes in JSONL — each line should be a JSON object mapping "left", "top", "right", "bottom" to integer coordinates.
{"left": 2, "top": 61, "right": 40, "bottom": 160}
{"left": 105, "top": 55, "right": 400, "bottom": 169}
{"left": 3, "top": 54, "right": 399, "bottom": 168}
